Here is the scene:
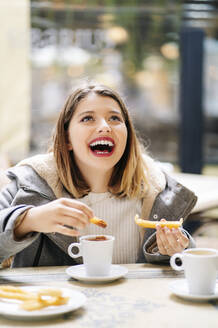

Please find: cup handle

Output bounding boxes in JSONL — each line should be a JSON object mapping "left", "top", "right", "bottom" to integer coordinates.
{"left": 68, "top": 243, "right": 82, "bottom": 258}
{"left": 170, "top": 253, "right": 184, "bottom": 271}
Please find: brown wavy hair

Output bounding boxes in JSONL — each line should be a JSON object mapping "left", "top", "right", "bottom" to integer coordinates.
{"left": 52, "top": 82, "right": 148, "bottom": 198}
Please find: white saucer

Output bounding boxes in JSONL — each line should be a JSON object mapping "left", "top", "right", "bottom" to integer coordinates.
{"left": 66, "top": 264, "right": 128, "bottom": 283}
{"left": 169, "top": 279, "right": 218, "bottom": 301}
{"left": 0, "top": 286, "right": 86, "bottom": 321}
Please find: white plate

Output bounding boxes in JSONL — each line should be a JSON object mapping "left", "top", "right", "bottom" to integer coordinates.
{"left": 66, "top": 264, "right": 128, "bottom": 283}
{"left": 0, "top": 286, "right": 86, "bottom": 321}
{"left": 169, "top": 279, "right": 218, "bottom": 301}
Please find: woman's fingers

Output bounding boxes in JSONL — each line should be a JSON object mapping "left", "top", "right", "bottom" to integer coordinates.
{"left": 27, "top": 198, "right": 94, "bottom": 235}
{"left": 56, "top": 214, "right": 86, "bottom": 230}
{"left": 156, "top": 225, "right": 169, "bottom": 255}
{"left": 156, "top": 225, "right": 189, "bottom": 256}
{"left": 57, "top": 206, "right": 90, "bottom": 227}
{"left": 156, "top": 238, "right": 168, "bottom": 255}
{"left": 172, "top": 228, "right": 189, "bottom": 249}
{"left": 165, "top": 228, "right": 181, "bottom": 249}
{"left": 54, "top": 224, "right": 81, "bottom": 237}
{"left": 54, "top": 199, "right": 95, "bottom": 230}
{"left": 59, "top": 198, "right": 93, "bottom": 220}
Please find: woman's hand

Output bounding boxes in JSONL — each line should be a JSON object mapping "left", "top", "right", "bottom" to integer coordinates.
{"left": 156, "top": 219, "right": 189, "bottom": 256}
{"left": 14, "top": 198, "right": 94, "bottom": 239}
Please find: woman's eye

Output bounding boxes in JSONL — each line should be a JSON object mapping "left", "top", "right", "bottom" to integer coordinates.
{"left": 110, "top": 115, "right": 122, "bottom": 122}
{"left": 81, "top": 115, "right": 94, "bottom": 122}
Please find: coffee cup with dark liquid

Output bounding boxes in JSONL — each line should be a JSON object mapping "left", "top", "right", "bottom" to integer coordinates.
{"left": 86, "top": 236, "right": 108, "bottom": 241}
{"left": 170, "top": 248, "right": 218, "bottom": 295}
{"left": 68, "top": 235, "right": 115, "bottom": 276}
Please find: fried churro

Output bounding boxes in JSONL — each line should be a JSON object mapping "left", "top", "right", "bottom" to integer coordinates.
{"left": 134, "top": 214, "right": 183, "bottom": 229}
{"left": 0, "top": 286, "right": 69, "bottom": 311}
{"left": 90, "top": 217, "right": 107, "bottom": 228}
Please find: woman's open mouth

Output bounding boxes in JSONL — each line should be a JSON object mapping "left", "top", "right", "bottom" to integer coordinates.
{"left": 89, "top": 137, "right": 115, "bottom": 157}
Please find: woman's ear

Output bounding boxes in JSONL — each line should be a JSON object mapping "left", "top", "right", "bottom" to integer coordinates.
{"left": 67, "top": 141, "right": 73, "bottom": 150}
{"left": 66, "top": 134, "right": 73, "bottom": 150}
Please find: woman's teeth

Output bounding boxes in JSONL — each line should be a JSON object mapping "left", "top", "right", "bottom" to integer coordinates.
{"left": 89, "top": 140, "right": 114, "bottom": 154}
{"left": 89, "top": 140, "right": 114, "bottom": 147}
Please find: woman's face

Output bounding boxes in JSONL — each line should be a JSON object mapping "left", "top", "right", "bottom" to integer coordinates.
{"left": 68, "top": 93, "right": 128, "bottom": 174}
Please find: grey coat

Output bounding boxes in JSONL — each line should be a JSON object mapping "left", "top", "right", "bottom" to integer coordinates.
{"left": 0, "top": 165, "right": 197, "bottom": 267}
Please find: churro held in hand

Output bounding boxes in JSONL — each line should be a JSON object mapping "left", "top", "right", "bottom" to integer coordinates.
{"left": 90, "top": 217, "right": 107, "bottom": 228}
{"left": 134, "top": 214, "right": 183, "bottom": 229}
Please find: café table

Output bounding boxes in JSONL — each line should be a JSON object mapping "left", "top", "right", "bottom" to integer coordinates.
{"left": 0, "top": 263, "right": 217, "bottom": 328}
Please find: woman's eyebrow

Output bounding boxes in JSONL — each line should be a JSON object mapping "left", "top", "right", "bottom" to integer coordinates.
{"left": 77, "top": 110, "right": 94, "bottom": 117}
{"left": 109, "top": 110, "right": 122, "bottom": 115}
{"left": 77, "top": 109, "right": 122, "bottom": 117}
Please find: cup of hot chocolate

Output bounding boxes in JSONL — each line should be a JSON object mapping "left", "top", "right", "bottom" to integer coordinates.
{"left": 68, "top": 235, "right": 115, "bottom": 276}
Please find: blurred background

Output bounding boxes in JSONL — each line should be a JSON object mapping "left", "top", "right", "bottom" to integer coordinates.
{"left": 1, "top": 0, "right": 218, "bottom": 175}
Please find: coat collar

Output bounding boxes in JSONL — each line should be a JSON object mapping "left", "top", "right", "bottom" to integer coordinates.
{"left": 15, "top": 152, "right": 166, "bottom": 208}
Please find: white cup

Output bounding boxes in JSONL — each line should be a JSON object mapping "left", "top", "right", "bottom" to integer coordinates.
{"left": 170, "top": 248, "right": 218, "bottom": 295}
{"left": 68, "top": 235, "right": 115, "bottom": 277}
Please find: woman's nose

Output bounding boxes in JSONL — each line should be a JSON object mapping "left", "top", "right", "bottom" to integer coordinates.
{"left": 97, "top": 119, "right": 111, "bottom": 133}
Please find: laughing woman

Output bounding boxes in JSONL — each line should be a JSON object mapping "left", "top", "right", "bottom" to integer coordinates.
{"left": 0, "top": 82, "right": 197, "bottom": 267}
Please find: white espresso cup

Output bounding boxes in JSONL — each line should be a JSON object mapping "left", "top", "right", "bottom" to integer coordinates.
{"left": 68, "top": 235, "right": 115, "bottom": 277}
{"left": 170, "top": 248, "right": 218, "bottom": 295}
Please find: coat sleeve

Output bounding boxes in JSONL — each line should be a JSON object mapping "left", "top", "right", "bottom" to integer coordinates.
{"left": 0, "top": 181, "right": 38, "bottom": 262}
{"left": 139, "top": 173, "right": 197, "bottom": 264}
